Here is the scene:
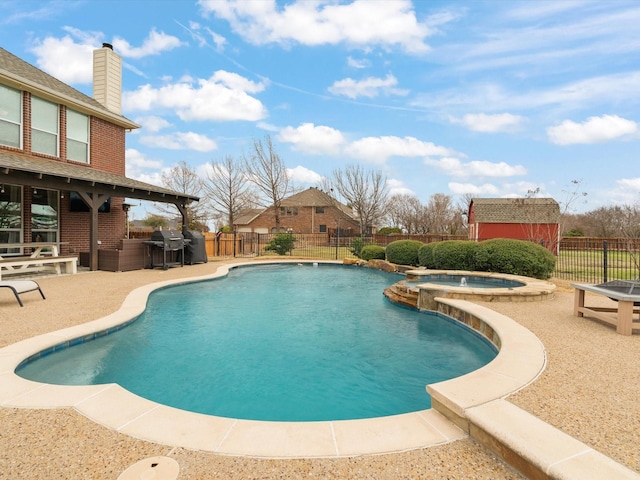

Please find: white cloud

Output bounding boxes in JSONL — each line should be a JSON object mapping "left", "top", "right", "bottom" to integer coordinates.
{"left": 125, "top": 148, "right": 164, "bottom": 182}
{"left": 278, "top": 123, "right": 346, "bottom": 155}
{"left": 139, "top": 132, "right": 218, "bottom": 152}
{"left": 328, "top": 73, "right": 408, "bottom": 99}
{"left": 347, "top": 56, "right": 369, "bottom": 69}
{"left": 345, "top": 136, "right": 457, "bottom": 164}
{"left": 613, "top": 177, "right": 640, "bottom": 204}
{"left": 257, "top": 121, "right": 280, "bottom": 132}
{"left": 112, "top": 28, "right": 184, "bottom": 59}
{"left": 412, "top": 71, "right": 640, "bottom": 115}
{"left": 449, "top": 113, "right": 525, "bottom": 133}
{"left": 29, "top": 27, "right": 100, "bottom": 83}
{"left": 387, "top": 178, "right": 414, "bottom": 197}
{"left": 547, "top": 114, "right": 638, "bottom": 145}
{"left": 134, "top": 116, "right": 172, "bottom": 133}
{"left": 287, "top": 166, "right": 323, "bottom": 184}
{"left": 198, "top": 0, "right": 434, "bottom": 54}
{"left": 123, "top": 71, "right": 267, "bottom": 121}
{"left": 424, "top": 157, "right": 527, "bottom": 178}
{"left": 448, "top": 182, "right": 500, "bottom": 195}
{"left": 617, "top": 177, "right": 640, "bottom": 190}
{"left": 29, "top": 27, "right": 187, "bottom": 84}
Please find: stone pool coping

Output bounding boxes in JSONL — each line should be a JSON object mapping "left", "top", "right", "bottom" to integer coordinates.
{"left": 405, "top": 269, "right": 557, "bottom": 307}
{"left": 0, "top": 260, "right": 637, "bottom": 476}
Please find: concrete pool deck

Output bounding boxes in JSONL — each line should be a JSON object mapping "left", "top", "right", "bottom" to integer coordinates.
{"left": 1, "top": 259, "right": 639, "bottom": 478}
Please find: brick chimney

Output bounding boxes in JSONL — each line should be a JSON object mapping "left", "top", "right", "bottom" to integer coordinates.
{"left": 93, "top": 43, "right": 122, "bottom": 114}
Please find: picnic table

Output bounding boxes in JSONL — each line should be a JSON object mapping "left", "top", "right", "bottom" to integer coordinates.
{"left": 0, "top": 242, "right": 77, "bottom": 280}
{"left": 572, "top": 281, "right": 640, "bottom": 335}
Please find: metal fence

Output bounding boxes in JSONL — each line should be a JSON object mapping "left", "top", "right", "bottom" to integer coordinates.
{"left": 555, "top": 237, "right": 640, "bottom": 284}
{"left": 194, "top": 232, "right": 640, "bottom": 284}
{"left": 202, "top": 232, "right": 468, "bottom": 260}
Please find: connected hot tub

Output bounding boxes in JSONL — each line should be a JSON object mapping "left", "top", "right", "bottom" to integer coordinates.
{"left": 385, "top": 270, "right": 556, "bottom": 310}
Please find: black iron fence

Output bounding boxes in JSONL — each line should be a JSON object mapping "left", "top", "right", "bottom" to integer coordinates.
{"left": 197, "top": 232, "right": 640, "bottom": 283}
{"left": 555, "top": 237, "right": 640, "bottom": 284}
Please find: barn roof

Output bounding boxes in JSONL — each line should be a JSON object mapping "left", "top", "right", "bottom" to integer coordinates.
{"left": 470, "top": 197, "right": 560, "bottom": 223}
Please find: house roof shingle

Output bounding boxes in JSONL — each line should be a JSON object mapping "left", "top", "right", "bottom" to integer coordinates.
{"left": 0, "top": 149, "right": 199, "bottom": 203}
{"left": 281, "top": 187, "right": 355, "bottom": 218}
{"left": 234, "top": 188, "right": 357, "bottom": 226}
{"left": 0, "top": 47, "right": 138, "bottom": 129}
{"left": 470, "top": 197, "right": 560, "bottom": 223}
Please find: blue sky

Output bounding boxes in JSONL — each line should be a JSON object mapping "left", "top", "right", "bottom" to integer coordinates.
{"left": 1, "top": 0, "right": 639, "bottom": 219}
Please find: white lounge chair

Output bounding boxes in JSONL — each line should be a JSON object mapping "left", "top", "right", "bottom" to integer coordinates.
{"left": 0, "top": 280, "right": 46, "bottom": 307}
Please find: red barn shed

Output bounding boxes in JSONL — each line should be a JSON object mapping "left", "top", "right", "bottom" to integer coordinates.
{"left": 468, "top": 198, "right": 560, "bottom": 254}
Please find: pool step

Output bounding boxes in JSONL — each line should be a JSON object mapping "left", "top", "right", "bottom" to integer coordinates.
{"left": 383, "top": 282, "right": 419, "bottom": 309}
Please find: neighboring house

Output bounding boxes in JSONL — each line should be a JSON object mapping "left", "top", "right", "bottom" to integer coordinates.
{"left": 468, "top": 198, "right": 560, "bottom": 253}
{"left": 234, "top": 187, "right": 360, "bottom": 235}
{"left": 0, "top": 44, "right": 198, "bottom": 270}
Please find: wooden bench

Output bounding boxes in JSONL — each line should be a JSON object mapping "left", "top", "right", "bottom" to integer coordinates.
{"left": 0, "top": 255, "right": 78, "bottom": 280}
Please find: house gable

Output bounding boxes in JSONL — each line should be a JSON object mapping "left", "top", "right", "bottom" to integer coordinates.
{"left": 235, "top": 187, "right": 360, "bottom": 234}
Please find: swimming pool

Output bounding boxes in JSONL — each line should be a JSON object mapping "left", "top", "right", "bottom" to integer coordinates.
{"left": 17, "top": 264, "right": 497, "bottom": 422}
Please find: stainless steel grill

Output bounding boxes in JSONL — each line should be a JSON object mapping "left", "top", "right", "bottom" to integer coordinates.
{"left": 144, "top": 230, "right": 186, "bottom": 269}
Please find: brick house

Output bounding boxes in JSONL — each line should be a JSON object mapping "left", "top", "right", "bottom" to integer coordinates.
{"left": 468, "top": 197, "right": 560, "bottom": 253}
{"left": 235, "top": 187, "right": 360, "bottom": 235}
{"left": 0, "top": 45, "right": 198, "bottom": 270}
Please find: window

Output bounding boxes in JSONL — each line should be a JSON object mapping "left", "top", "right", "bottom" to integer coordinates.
{"left": 0, "top": 184, "right": 23, "bottom": 255}
{"left": 31, "top": 96, "right": 59, "bottom": 156}
{"left": 319, "top": 224, "right": 327, "bottom": 233}
{"left": 67, "top": 109, "right": 89, "bottom": 163}
{"left": 0, "top": 84, "right": 22, "bottom": 148}
{"left": 31, "top": 188, "right": 59, "bottom": 243}
{"left": 315, "top": 206, "right": 325, "bottom": 214}
{"left": 279, "top": 207, "right": 298, "bottom": 217}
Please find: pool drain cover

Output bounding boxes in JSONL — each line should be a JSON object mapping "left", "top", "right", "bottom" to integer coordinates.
{"left": 117, "top": 456, "right": 179, "bottom": 480}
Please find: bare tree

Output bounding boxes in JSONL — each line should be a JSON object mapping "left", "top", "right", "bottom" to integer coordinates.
{"left": 583, "top": 204, "right": 640, "bottom": 237}
{"left": 243, "top": 135, "right": 292, "bottom": 231}
{"left": 158, "top": 161, "right": 208, "bottom": 230}
{"left": 385, "top": 194, "right": 425, "bottom": 233}
{"left": 330, "top": 164, "right": 388, "bottom": 235}
{"left": 203, "top": 155, "right": 256, "bottom": 230}
{"left": 425, "top": 193, "right": 456, "bottom": 234}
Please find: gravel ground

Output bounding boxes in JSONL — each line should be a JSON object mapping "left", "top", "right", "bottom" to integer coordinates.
{"left": 0, "top": 260, "right": 638, "bottom": 479}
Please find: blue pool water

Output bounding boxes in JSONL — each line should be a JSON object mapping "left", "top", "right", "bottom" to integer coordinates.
{"left": 410, "top": 274, "right": 524, "bottom": 288}
{"left": 18, "top": 264, "right": 497, "bottom": 422}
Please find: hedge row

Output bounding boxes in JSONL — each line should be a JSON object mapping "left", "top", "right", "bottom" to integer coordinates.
{"left": 365, "top": 238, "right": 556, "bottom": 279}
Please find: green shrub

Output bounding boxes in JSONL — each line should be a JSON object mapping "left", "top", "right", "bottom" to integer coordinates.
{"left": 474, "top": 238, "right": 556, "bottom": 279}
{"left": 264, "top": 233, "right": 296, "bottom": 255}
{"left": 361, "top": 245, "right": 386, "bottom": 261}
{"left": 418, "top": 243, "right": 437, "bottom": 268}
{"left": 350, "top": 236, "right": 366, "bottom": 258}
{"left": 432, "top": 240, "right": 478, "bottom": 270}
{"left": 385, "top": 239, "right": 424, "bottom": 266}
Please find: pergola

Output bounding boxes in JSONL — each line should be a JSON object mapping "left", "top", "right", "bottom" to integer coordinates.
{"left": 0, "top": 150, "right": 199, "bottom": 271}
